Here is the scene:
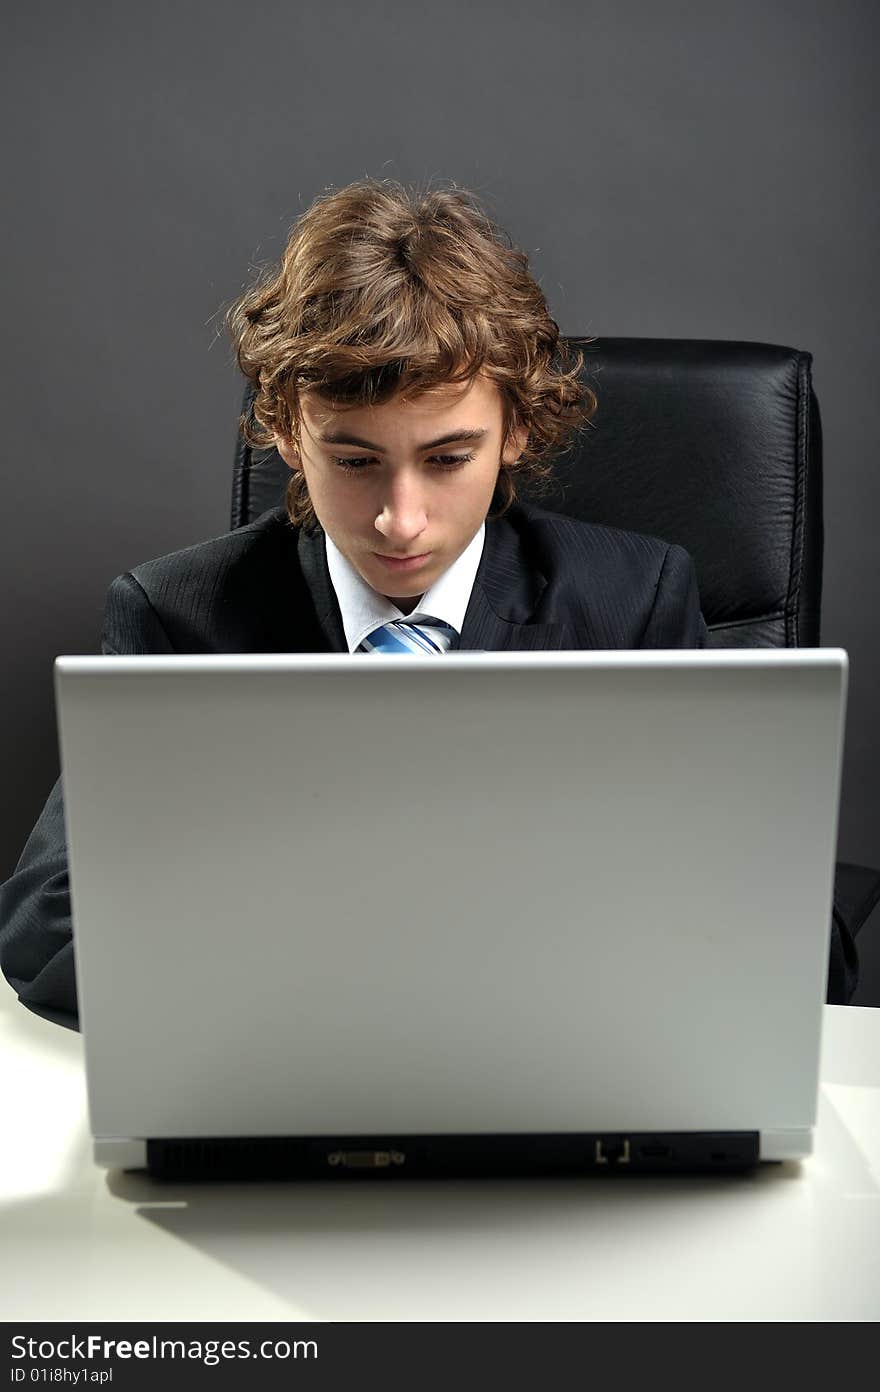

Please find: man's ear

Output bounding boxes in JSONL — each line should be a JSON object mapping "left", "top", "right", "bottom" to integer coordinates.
{"left": 274, "top": 434, "right": 300, "bottom": 471}
{"left": 501, "top": 422, "right": 529, "bottom": 466}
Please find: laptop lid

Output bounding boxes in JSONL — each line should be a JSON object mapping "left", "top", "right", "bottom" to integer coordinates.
{"left": 55, "top": 650, "right": 847, "bottom": 1173}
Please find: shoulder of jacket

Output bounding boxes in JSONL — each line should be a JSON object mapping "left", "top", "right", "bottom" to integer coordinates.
{"left": 506, "top": 499, "right": 672, "bottom": 562}
{"left": 126, "top": 506, "right": 294, "bottom": 587}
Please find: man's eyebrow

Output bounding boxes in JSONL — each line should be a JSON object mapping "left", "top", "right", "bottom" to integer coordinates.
{"left": 316, "top": 427, "right": 489, "bottom": 451}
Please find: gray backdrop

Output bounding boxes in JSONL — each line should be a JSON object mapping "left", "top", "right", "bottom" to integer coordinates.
{"left": 3, "top": 0, "right": 879, "bottom": 1001}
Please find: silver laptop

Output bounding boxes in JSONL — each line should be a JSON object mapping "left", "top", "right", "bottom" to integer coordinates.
{"left": 54, "top": 650, "right": 847, "bottom": 1178}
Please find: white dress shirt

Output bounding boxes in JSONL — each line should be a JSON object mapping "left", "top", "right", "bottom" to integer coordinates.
{"left": 324, "top": 525, "right": 486, "bottom": 653}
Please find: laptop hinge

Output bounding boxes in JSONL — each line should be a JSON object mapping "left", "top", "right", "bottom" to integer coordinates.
{"left": 94, "top": 1137, "right": 148, "bottom": 1169}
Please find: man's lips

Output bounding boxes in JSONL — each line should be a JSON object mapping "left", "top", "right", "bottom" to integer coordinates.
{"left": 373, "top": 552, "right": 431, "bottom": 571}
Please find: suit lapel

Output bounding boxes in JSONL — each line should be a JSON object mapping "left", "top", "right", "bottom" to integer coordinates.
{"left": 459, "top": 510, "right": 570, "bottom": 651}
{"left": 296, "top": 524, "right": 347, "bottom": 651}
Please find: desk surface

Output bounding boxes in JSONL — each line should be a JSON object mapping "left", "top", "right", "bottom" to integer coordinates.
{"left": 1, "top": 994, "right": 879, "bottom": 1322}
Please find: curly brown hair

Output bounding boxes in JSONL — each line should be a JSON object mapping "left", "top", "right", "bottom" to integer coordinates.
{"left": 225, "top": 178, "right": 597, "bottom": 530}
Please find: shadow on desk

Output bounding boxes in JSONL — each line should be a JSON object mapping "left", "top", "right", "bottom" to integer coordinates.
{"left": 101, "top": 1159, "right": 815, "bottom": 1322}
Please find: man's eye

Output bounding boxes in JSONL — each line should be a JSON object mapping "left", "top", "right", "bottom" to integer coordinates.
{"left": 333, "top": 456, "right": 374, "bottom": 473}
{"left": 431, "top": 453, "right": 474, "bottom": 470}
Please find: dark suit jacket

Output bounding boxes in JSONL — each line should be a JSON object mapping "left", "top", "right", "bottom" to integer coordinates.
{"left": 0, "top": 500, "right": 854, "bottom": 1028}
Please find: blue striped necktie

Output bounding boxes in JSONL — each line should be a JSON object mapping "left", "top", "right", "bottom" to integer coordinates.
{"left": 358, "top": 618, "right": 459, "bottom": 654}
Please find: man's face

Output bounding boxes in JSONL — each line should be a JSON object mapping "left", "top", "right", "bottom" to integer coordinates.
{"left": 276, "top": 375, "right": 526, "bottom": 611}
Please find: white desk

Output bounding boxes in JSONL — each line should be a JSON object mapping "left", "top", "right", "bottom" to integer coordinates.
{"left": 1, "top": 995, "right": 879, "bottom": 1322}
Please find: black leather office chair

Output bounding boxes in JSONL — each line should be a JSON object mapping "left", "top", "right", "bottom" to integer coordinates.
{"left": 230, "top": 337, "right": 880, "bottom": 1000}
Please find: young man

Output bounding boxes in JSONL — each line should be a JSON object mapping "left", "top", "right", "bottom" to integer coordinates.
{"left": 0, "top": 179, "right": 853, "bottom": 1027}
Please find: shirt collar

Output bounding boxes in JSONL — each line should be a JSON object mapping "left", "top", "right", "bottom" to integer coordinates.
{"left": 324, "top": 524, "right": 486, "bottom": 653}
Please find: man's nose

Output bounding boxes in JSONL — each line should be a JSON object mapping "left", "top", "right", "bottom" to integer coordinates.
{"left": 374, "top": 477, "right": 428, "bottom": 543}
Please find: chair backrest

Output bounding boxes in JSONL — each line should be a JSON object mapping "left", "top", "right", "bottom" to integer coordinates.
{"left": 231, "top": 337, "right": 823, "bottom": 648}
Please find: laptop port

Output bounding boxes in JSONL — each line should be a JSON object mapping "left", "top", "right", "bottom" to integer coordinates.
{"left": 594, "top": 1138, "right": 630, "bottom": 1165}
{"left": 327, "top": 1149, "right": 406, "bottom": 1169}
{"left": 640, "top": 1144, "right": 671, "bottom": 1158}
